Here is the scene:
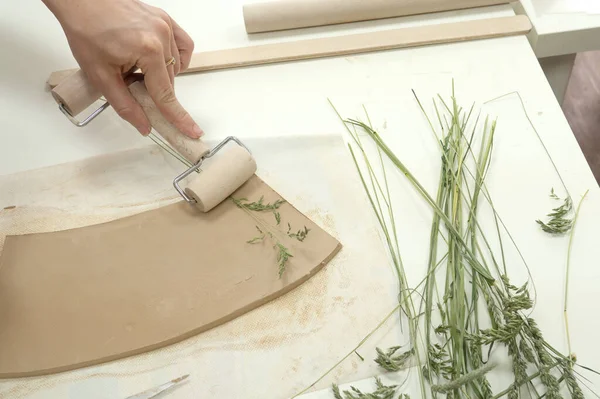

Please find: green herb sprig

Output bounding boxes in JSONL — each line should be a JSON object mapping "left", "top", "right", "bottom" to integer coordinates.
{"left": 332, "top": 377, "right": 409, "bottom": 399}
{"left": 232, "top": 196, "right": 309, "bottom": 278}
{"left": 288, "top": 224, "right": 310, "bottom": 241}
{"left": 232, "top": 196, "right": 285, "bottom": 212}
{"left": 374, "top": 346, "right": 414, "bottom": 372}
{"left": 536, "top": 191, "right": 574, "bottom": 235}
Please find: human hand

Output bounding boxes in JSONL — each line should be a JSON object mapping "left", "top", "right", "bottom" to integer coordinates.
{"left": 43, "top": 0, "right": 203, "bottom": 138}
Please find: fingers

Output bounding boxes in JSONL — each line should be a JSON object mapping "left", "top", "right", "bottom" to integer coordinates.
{"left": 139, "top": 52, "right": 202, "bottom": 139}
{"left": 166, "top": 54, "right": 175, "bottom": 86}
{"left": 124, "top": 72, "right": 144, "bottom": 86}
{"left": 90, "top": 67, "right": 151, "bottom": 135}
{"left": 159, "top": 14, "right": 178, "bottom": 83}
{"left": 171, "top": 18, "right": 194, "bottom": 72}
{"left": 169, "top": 33, "right": 181, "bottom": 76}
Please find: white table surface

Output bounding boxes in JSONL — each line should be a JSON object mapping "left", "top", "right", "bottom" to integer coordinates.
{"left": 516, "top": 0, "right": 600, "bottom": 57}
{"left": 2, "top": 1, "right": 600, "bottom": 398}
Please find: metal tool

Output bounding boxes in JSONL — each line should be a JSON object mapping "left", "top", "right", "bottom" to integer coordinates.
{"left": 125, "top": 374, "right": 189, "bottom": 399}
{"left": 50, "top": 71, "right": 257, "bottom": 212}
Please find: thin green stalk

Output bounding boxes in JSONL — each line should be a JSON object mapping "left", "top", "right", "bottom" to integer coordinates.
{"left": 413, "top": 91, "right": 511, "bottom": 284}
{"left": 291, "top": 304, "right": 401, "bottom": 398}
{"left": 347, "top": 145, "right": 402, "bottom": 288}
{"left": 424, "top": 165, "right": 446, "bottom": 370}
{"left": 322, "top": 85, "right": 596, "bottom": 399}
{"left": 484, "top": 91, "right": 570, "bottom": 199}
{"left": 564, "top": 189, "right": 589, "bottom": 358}
{"left": 291, "top": 246, "right": 455, "bottom": 398}
{"left": 490, "top": 362, "right": 561, "bottom": 399}
{"left": 344, "top": 117, "right": 495, "bottom": 283}
{"left": 347, "top": 142, "right": 426, "bottom": 397}
{"left": 415, "top": 86, "right": 493, "bottom": 396}
{"left": 415, "top": 89, "right": 532, "bottom": 294}
{"left": 331, "top": 102, "right": 416, "bottom": 316}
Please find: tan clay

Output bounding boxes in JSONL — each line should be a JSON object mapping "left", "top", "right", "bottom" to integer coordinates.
{"left": 0, "top": 175, "right": 341, "bottom": 378}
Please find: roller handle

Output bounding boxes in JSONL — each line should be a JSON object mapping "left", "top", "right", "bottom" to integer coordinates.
{"left": 128, "top": 81, "right": 210, "bottom": 164}
{"left": 51, "top": 69, "right": 102, "bottom": 117}
{"left": 51, "top": 71, "right": 209, "bottom": 164}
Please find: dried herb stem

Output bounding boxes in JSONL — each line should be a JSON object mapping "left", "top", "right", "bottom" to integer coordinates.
{"left": 484, "top": 91, "right": 571, "bottom": 199}
{"left": 319, "top": 82, "right": 595, "bottom": 399}
{"left": 232, "top": 196, "right": 308, "bottom": 278}
{"left": 564, "top": 189, "right": 589, "bottom": 358}
{"left": 291, "top": 304, "right": 401, "bottom": 398}
{"left": 536, "top": 193, "right": 574, "bottom": 235}
{"left": 332, "top": 376, "right": 408, "bottom": 399}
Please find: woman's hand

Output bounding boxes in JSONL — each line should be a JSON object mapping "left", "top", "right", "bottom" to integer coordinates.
{"left": 43, "top": 0, "right": 203, "bottom": 138}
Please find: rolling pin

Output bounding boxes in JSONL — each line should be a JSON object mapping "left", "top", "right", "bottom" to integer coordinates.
{"left": 242, "top": 0, "right": 511, "bottom": 33}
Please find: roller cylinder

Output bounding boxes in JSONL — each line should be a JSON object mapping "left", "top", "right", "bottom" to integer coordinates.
{"left": 130, "top": 80, "right": 256, "bottom": 211}
{"left": 185, "top": 144, "right": 257, "bottom": 212}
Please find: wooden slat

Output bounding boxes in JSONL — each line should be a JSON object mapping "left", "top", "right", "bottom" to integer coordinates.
{"left": 47, "top": 15, "right": 531, "bottom": 89}
{"left": 188, "top": 15, "right": 531, "bottom": 72}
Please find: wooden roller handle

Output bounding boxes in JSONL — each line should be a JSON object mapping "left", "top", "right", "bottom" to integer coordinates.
{"left": 127, "top": 81, "right": 210, "bottom": 164}
{"left": 51, "top": 69, "right": 102, "bottom": 117}
{"left": 50, "top": 69, "right": 208, "bottom": 164}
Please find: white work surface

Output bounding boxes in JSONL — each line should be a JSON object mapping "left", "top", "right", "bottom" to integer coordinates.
{"left": 514, "top": 0, "right": 600, "bottom": 103}
{"left": 1, "top": 1, "right": 600, "bottom": 399}
{"left": 516, "top": 0, "right": 600, "bottom": 57}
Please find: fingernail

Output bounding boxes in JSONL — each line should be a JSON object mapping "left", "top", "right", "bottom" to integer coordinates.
{"left": 139, "top": 125, "right": 151, "bottom": 136}
{"left": 192, "top": 124, "right": 203, "bottom": 138}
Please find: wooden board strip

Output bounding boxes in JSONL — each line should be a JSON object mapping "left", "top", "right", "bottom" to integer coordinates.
{"left": 47, "top": 15, "right": 531, "bottom": 89}
{"left": 189, "top": 15, "right": 531, "bottom": 72}
{"left": 243, "top": 0, "right": 512, "bottom": 33}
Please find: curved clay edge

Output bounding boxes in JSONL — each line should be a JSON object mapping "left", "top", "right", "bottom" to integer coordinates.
{"left": 0, "top": 243, "right": 342, "bottom": 379}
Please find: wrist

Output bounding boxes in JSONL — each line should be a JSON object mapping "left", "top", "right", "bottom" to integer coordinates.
{"left": 42, "top": 0, "right": 66, "bottom": 18}
{"left": 42, "top": 0, "right": 84, "bottom": 29}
